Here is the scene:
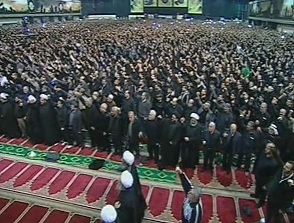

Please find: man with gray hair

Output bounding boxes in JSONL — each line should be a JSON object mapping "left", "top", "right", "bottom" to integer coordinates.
{"left": 176, "top": 167, "right": 203, "bottom": 223}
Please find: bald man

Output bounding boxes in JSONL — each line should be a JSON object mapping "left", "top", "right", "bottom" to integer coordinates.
{"left": 202, "top": 122, "right": 221, "bottom": 172}
{"left": 222, "top": 123, "right": 242, "bottom": 173}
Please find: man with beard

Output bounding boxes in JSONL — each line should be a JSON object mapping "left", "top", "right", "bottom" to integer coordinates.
{"left": 26, "top": 95, "right": 43, "bottom": 144}
{"left": 202, "top": 122, "right": 221, "bottom": 172}
{"left": 142, "top": 110, "right": 160, "bottom": 163}
{"left": 159, "top": 112, "right": 182, "bottom": 170}
{"left": 127, "top": 111, "right": 141, "bottom": 157}
{"left": 222, "top": 123, "right": 242, "bottom": 173}
{"left": 115, "top": 170, "right": 144, "bottom": 223}
{"left": 108, "top": 106, "right": 122, "bottom": 155}
{"left": 67, "top": 102, "right": 84, "bottom": 148}
{"left": 39, "top": 94, "right": 59, "bottom": 146}
{"left": 97, "top": 103, "right": 110, "bottom": 152}
{"left": 56, "top": 98, "right": 68, "bottom": 144}
{"left": 0, "top": 93, "right": 20, "bottom": 138}
{"left": 181, "top": 113, "right": 203, "bottom": 169}
{"left": 85, "top": 98, "right": 99, "bottom": 148}
{"left": 265, "top": 161, "right": 294, "bottom": 223}
{"left": 237, "top": 121, "right": 258, "bottom": 172}
{"left": 122, "top": 151, "right": 147, "bottom": 219}
{"left": 121, "top": 90, "right": 136, "bottom": 136}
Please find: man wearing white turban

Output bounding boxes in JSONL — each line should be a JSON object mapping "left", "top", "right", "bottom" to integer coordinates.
{"left": 115, "top": 170, "right": 145, "bottom": 223}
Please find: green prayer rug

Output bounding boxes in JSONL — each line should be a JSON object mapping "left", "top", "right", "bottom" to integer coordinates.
{"left": 0, "top": 143, "right": 177, "bottom": 184}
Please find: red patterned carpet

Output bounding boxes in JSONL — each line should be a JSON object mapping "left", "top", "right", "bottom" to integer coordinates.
{"left": 0, "top": 157, "right": 266, "bottom": 223}
{"left": 1, "top": 136, "right": 255, "bottom": 192}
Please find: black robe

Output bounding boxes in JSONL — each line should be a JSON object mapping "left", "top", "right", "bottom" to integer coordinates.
{"left": 0, "top": 101, "right": 20, "bottom": 138}
{"left": 39, "top": 102, "right": 59, "bottom": 145}
{"left": 26, "top": 103, "right": 43, "bottom": 144}
{"left": 117, "top": 186, "right": 142, "bottom": 223}
{"left": 128, "top": 164, "right": 147, "bottom": 218}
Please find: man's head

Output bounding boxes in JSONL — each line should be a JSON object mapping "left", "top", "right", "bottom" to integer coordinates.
{"left": 128, "top": 111, "right": 135, "bottom": 122}
{"left": 283, "top": 161, "right": 294, "bottom": 176}
{"left": 100, "top": 103, "right": 108, "bottom": 114}
{"left": 148, "top": 110, "right": 156, "bottom": 120}
{"left": 187, "top": 187, "right": 202, "bottom": 203}
{"left": 230, "top": 123, "right": 237, "bottom": 134}
{"left": 208, "top": 122, "right": 216, "bottom": 133}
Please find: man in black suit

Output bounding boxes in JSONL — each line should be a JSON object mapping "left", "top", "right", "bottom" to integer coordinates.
{"left": 127, "top": 111, "right": 141, "bottom": 157}
{"left": 97, "top": 103, "right": 110, "bottom": 152}
{"left": 266, "top": 161, "right": 294, "bottom": 223}
{"left": 222, "top": 123, "right": 242, "bottom": 173}
{"left": 142, "top": 110, "right": 160, "bottom": 163}
{"left": 108, "top": 106, "right": 122, "bottom": 155}
{"left": 202, "top": 122, "right": 221, "bottom": 172}
{"left": 68, "top": 102, "right": 84, "bottom": 147}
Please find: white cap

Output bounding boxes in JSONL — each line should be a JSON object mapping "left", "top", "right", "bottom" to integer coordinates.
{"left": 101, "top": 205, "right": 117, "bottom": 223}
{"left": 27, "top": 95, "right": 36, "bottom": 103}
{"left": 120, "top": 170, "right": 133, "bottom": 189}
{"left": 0, "top": 93, "right": 8, "bottom": 100}
{"left": 40, "top": 94, "right": 48, "bottom": 100}
{"left": 190, "top": 113, "right": 199, "bottom": 120}
{"left": 123, "top": 150, "right": 135, "bottom": 166}
{"left": 108, "top": 94, "right": 114, "bottom": 99}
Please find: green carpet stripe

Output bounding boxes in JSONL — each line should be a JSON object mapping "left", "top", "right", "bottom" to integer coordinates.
{"left": 0, "top": 143, "right": 177, "bottom": 184}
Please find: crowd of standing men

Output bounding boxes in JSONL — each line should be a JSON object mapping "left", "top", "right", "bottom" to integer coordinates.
{"left": 0, "top": 19, "right": 294, "bottom": 222}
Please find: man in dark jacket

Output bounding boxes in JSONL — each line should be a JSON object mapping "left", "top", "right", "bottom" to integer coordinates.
{"left": 266, "top": 161, "right": 294, "bottom": 223}
{"left": 108, "top": 106, "right": 122, "bottom": 155}
{"left": 222, "top": 123, "right": 242, "bottom": 173}
{"left": 68, "top": 102, "right": 84, "bottom": 147}
{"left": 85, "top": 98, "right": 99, "bottom": 148}
{"left": 142, "top": 110, "right": 160, "bottom": 163}
{"left": 56, "top": 98, "right": 68, "bottom": 144}
{"left": 127, "top": 111, "right": 141, "bottom": 157}
{"left": 97, "top": 103, "right": 110, "bottom": 152}
{"left": 202, "top": 121, "right": 221, "bottom": 172}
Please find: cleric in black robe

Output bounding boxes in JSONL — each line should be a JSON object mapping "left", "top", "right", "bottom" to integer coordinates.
{"left": 122, "top": 150, "right": 147, "bottom": 219}
{"left": 0, "top": 93, "right": 20, "bottom": 138}
{"left": 176, "top": 167, "right": 203, "bottom": 223}
{"left": 39, "top": 94, "right": 59, "bottom": 145}
{"left": 116, "top": 170, "right": 144, "bottom": 223}
{"left": 26, "top": 95, "right": 43, "bottom": 144}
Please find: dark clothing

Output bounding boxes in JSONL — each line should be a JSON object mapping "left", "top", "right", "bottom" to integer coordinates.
{"left": 97, "top": 111, "right": 110, "bottom": 150}
{"left": 266, "top": 169, "right": 294, "bottom": 223}
{"left": 117, "top": 186, "right": 144, "bottom": 223}
{"left": 85, "top": 105, "right": 99, "bottom": 147}
{"left": 0, "top": 101, "right": 20, "bottom": 138}
{"left": 56, "top": 105, "right": 68, "bottom": 142}
{"left": 26, "top": 103, "right": 43, "bottom": 144}
{"left": 222, "top": 132, "right": 242, "bottom": 172}
{"left": 160, "top": 120, "right": 181, "bottom": 167}
{"left": 178, "top": 172, "right": 203, "bottom": 223}
{"left": 143, "top": 119, "right": 160, "bottom": 161}
{"left": 182, "top": 124, "right": 203, "bottom": 168}
{"left": 68, "top": 109, "right": 84, "bottom": 147}
{"left": 127, "top": 119, "right": 141, "bottom": 156}
{"left": 203, "top": 130, "right": 221, "bottom": 170}
{"left": 253, "top": 153, "right": 282, "bottom": 206}
{"left": 39, "top": 102, "right": 59, "bottom": 146}
{"left": 108, "top": 116, "right": 122, "bottom": 154}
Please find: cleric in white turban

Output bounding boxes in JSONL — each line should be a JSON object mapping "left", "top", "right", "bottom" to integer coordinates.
{"left": 122, "top": 151, "right": 147, "bottom": 218}
{"left": 115, "top": 170, "right": 145, "bottom": 223}
{"left": 101, "top": 205, "right": 118, "bottom": 223}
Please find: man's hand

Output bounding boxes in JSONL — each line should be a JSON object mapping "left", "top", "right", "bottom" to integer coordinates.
{"left": 114, "top": 201, "right": 121, "bottom": 208}
{"left": 175, "top": 166, "right": 183, "bottom": 174}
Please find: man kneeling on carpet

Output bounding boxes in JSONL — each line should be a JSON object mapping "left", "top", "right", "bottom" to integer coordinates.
{"left": 176, "top": 167, "right": 203, "bottom": 223}
{"left": 101, "top": 170, "right": 145, "bottom": 223}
